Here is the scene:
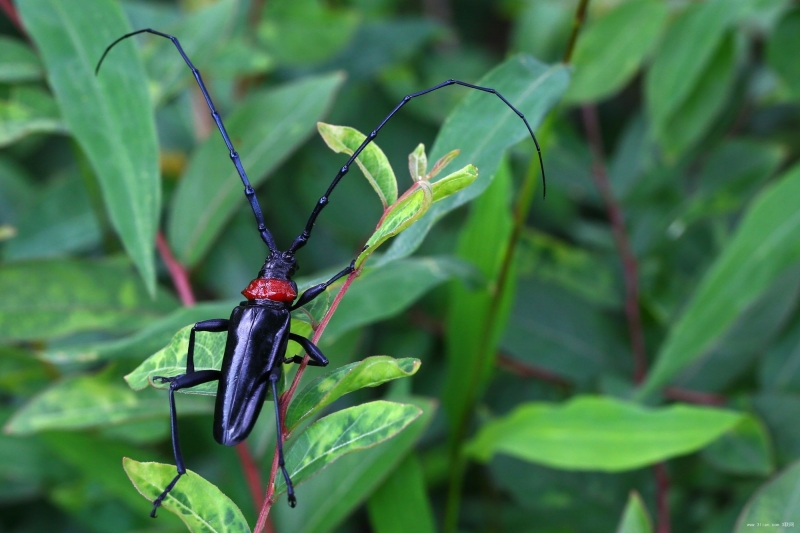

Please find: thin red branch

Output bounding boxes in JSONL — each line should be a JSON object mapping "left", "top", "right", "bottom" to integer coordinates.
{"left": 497, "top": 353, "right": 571, "bottom": 388}
{"left": 236, "top": 444, "right": 266, "bottom": 512}
{"left": 156, "top": 232, "right": 196, "bottom": 306}
{"left": 654, "top": 463, "right": 670, "bottom": 533}
{"left": 580, "top": 105, "right": 648, "bottom": 384}
{"left": 0, "top": 0, "right": 24, "bottom": 35}
{"left": 254, "top": 268, "right": 360, "bottom": 533}
{"left": 663, "top": 387, "right": 726, "bottom": 407}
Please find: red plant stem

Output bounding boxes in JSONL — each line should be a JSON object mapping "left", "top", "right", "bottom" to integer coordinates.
{"left": 663, "top": 387, "right": 726, "bottom": 406}
{"left": 0, "top": 0, "right": 24, "bottom": 35}
{"left": 155, "top": 230, "right": 267, "bottom": 527}
{"left": 496, "top": 354, "right": 571, "bottom": 388}
{"left": 580, "top": 105, "right": 648, "bottom": 384}
{"left": 254, "top": 269, "right": 360, "bottom": 533}
{"left": 156, "top": 232, "right": 196, "bottom": 306}
{"left": 236, "top": 444, "right": 266, "bottom": 513}
{"left": 654, "top": 463, "right": 670, "bottom": 533}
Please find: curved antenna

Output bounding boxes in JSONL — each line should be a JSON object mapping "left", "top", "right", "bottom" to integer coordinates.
{"left": 97, "top": 29, "right": 278, "bottom": 253}
{"left": 288, "top": 79, "right": 546, "bottom": 254}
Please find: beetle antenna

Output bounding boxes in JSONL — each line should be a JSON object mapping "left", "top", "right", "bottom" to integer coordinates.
{"left": 288, "top": 79, "right": 545, "bottom": 254}
{"left": 96, "top": 29, "right": 278, "bottom": 253}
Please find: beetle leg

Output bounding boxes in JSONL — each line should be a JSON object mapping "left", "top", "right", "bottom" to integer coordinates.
{"left": 269, "top": 367, "right": 297, "bottom": 507}
{"left": 287, "top": 333, "right": 328, "bottom": 367}
{"left": 291, "top": 260, "right": 355, "bottom": 310}
{"left": 187, "top": 319, "right": 229, "bottom": 373}
{"left": 150, "top": 370, "right": 220, "bottom": 518}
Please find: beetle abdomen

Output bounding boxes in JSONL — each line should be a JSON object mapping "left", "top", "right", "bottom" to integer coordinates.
{"left": 213, "top": 303, "right": 291, "bottom": 446}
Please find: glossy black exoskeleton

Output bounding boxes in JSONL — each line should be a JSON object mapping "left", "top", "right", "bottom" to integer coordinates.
{"left": 97, "top": 28, "right": 545, "bottom": 518}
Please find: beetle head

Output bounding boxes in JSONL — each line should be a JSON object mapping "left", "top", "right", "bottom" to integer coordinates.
{"left": 258, "top": 250, "right": 298, "bottom": 280}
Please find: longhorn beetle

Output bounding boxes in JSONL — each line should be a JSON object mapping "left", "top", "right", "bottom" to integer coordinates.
{"left": 97, "top": 29, "right": 545, "bottom": 517}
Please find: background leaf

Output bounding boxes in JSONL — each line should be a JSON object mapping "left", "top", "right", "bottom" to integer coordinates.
{"left": 467, "top": 396, "right": 742, "bottom": 471}
{"left": 639, "top": 164, "right": 800, "bottom": 398}
{"left": 564, "top": 0, "right": 668, "bottom": 104}
{"left": 18, "top": 0, "right": 160, "bottom": 293}
{"left": 0, "top": 258, "right": 176, "bottom": 342}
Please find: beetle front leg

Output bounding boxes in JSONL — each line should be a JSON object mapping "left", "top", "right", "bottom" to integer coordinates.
{"left": 285, "top": 333, "right": 328, "bottom": 367}
{"left": 186, "top": 319, "right": 228, "bottom": 373}
{"left": 291, "top": 260, "right": 355, "bottom": 310}
{"left": 150, "top": 370, "right": 220, "bottom": 517}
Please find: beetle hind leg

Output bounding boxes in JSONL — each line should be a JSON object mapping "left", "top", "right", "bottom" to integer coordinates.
{"left": 150, "top": 370, "right": 220, "bottom": 517}
{"left": 269, "top": 368, "right": 297, "bottom": 507}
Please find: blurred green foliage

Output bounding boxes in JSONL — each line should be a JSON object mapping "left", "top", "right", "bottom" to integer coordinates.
{"left": 2, "top": 0, "right": 800, "bottom": 532}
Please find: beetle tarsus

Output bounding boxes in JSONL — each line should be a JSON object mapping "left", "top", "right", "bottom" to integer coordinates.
{"left": 150, "top": 471, "right": 183, "bottom": 517}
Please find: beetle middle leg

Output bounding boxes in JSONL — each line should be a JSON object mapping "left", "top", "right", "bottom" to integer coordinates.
{"left": 285, "top": 333, "right": 328, "bottom": 367}
{"left": 149, "top": 319, "right": 229, "bottom": 517}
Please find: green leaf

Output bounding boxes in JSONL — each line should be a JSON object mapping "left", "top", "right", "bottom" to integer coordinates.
{"left": 3, "top": 367, "right": 212, "bottom": 435}
{"left": 258, "top": 0, "right": 360, "bottom": 66}
{"left": 271, "top": 398, "right": 435, "bottom": 533}
{"left": 167, "top": 73, "right": 344, "bottom": 266}
{"left": 408, "top": 143, "right": 426, "bottom": 182}
{"left": 286, "top": 356, "right": 421, "bottom": 430}
{"left": 383, "top": 55, "right": 569, "bottom": 263}
{"left": 703, "top": 414, "right": 774, "bottom": 476}
{"left": 276, "top": 401, "right": 422, "bottom": 492}
{"left": 123, "top": 458, "right": 250, "bottom": 533}
{"left": 656, "top": 32, "right": 740, "bottom": 158}
{"left": 42, "top": 432, "right": 162, "bottom": 512}
{"left": 734, "top": 459, "right": 800, "bottom": 532}
{"left": 466, "top": 396, "right": 742, "bottom": 471}
{"left": 443, "top": 160, "right": 514, "bottom": 430}
{"left": 324, "top": 257, "right": 475, "bottom": 341}
{"left": 0, "top": 85, "right": 66, "bottom": 147}
{"left": 645, "top": 0, "right": 741, "bottom": 141}
{"left": 564, "top": 0, "right": 669, "bottom": 104}
{"left": 142, "top": 0, "right": 237, "bottom": 106}
{"left": 0, "top": 258, "right": 177, "bottom": 342}
{"left": 2, "top": 170, "right": 100, "bottom": 260}
{"left": 18, "top": 0, "right": 160, "bottom": 294}
{"left": 317, "top": 122, "right": 398, "bottom": 208}
{"left": 767, "top": 8, "right": 800, "bottom": 99}
{"left": 367, "top": 454, "right": 436, "bottom": 533}
{"left": 616, "top": 491, "right": 653, "bottom": 533}
{"left": 430, "top": 164, "right": 478, "bottom": 203}
{"left": 0, "top": 37, "right": 43, "bottom": 82}
{"left": 42, "top": 300, "right": 239, "bottom": 364}
{"left": 427, "top": 149, "right": 460, "bottom": 180}
{"left": 357, "top": 183, "right": 431, "bottom": 267}
{"left": 638, "top": 164, "right": 800, "bottom": 398}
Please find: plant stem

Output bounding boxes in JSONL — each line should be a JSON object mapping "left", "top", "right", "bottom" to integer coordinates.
{"left": 156, "top": 233, "right": 195, "bottom": 306}
{"left": 0, "top": 0, "right": 25, "bottom": 35}
{"left": 443, "top": 158, "right": 542, "bottom": 533}
{"left": 155, "top": 230, "right": 267, "bottom": 527}
{"left": 654, "top": 463, "right": 671, "bottom": 533}
{"left": 580, "top": 105, "right": 648, "bottom": 383}
{"left": 254, "top": 268, "right": 360, "bottom": 533}
{"left": 580, "top": 105, "right": 670, "bottom": 531}
{"left": 562, "top": 0, "right": 590, "bottom": 64}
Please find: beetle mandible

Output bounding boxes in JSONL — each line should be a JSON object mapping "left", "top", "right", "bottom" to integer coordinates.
{"left": 97, "top": 28, "right": 546, "bottom": 517}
